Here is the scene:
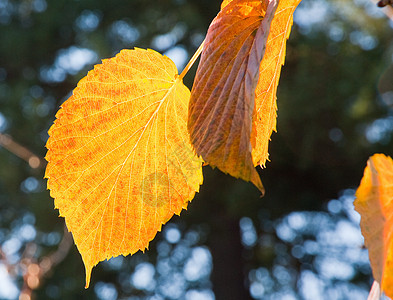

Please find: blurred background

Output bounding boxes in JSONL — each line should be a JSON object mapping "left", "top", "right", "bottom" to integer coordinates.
{"left": 0, "top": 0, "right": 393, "bottom": 299}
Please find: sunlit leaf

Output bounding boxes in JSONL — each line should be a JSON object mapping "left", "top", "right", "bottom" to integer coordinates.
{"left": 253, "top": 0, "right": 302, "bottom": 167}
{"left": 220, "top": 0, "right": 233, "bottom": 9}
{"left": 188, "top": 0, "right": 301, "bottom": 192}
{"left": 188, "top": 0, "right": 278, "bottom": 192}
{"left": 355, "top": 153, "right": 393, "bottom": 298}
{"left": 45, "top": 48, "right": 203, "bottom": 288}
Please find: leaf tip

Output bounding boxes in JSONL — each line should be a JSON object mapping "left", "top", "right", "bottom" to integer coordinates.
{"left": 251, "top": 177, "right": 265, "bottom": 198}
{"left": 251, "top": 170, "right": 265, "bottom": 196}
{"left": 84, "top": 264, "right": 93, "bottom": 289}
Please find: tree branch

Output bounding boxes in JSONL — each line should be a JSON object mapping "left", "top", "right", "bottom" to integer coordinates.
{"left": 0, "top": 133, "right": 46, "bottom": 169}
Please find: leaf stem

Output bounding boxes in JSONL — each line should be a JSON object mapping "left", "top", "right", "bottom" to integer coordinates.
{"left": 178, "top": 40, "right": 205, "bottom": 80}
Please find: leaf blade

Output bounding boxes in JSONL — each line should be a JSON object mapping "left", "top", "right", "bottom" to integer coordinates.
{"left": 45, "top": 48, "right": 203, "bottom": 287}
{"left": 355, "top": 153, "right": 393, "bottom": 298}
{"left": 188, "top": 0, "right": 301, "bottom": 191}
{"left": 253, "top": 0, "right": 302, "bottom": 167}
{"left": 188, "top": 0, "right": 279, "bottom": 192}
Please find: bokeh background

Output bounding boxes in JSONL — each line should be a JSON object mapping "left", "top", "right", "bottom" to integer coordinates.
{"left": 0, "top": 0, "right": 393, "bottom": 299}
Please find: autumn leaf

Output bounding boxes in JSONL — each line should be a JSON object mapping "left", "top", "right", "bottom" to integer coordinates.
{"left": 45, "top": 48, "right": 203, "bottom": 288}
{"left": 220, "top": 0, "right": 233, "bottom": 8}
{"left": 188, "top": 0, "right": 278, "bottom": 192}
{"left": 354, "top": 153, "right": 393, "bottom": 298}
{"left": 188, "top": 0, "right": 301, "bottom": 192}
{"left": 253, "top": 0, "right": 302, "bottom": 167}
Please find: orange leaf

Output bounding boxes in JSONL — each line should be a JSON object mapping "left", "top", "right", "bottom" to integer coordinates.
{"left": 45, "top": 48, "right": 203, "bottom": 288}
{"left": 220, "top": 0, "right": 233, "bottom": 9}
{"left": 188, "top": 0, "right": 301, "bottom": 192}
{"left": 354, "top": 154, "right": 393, "bottom": 298}
{"left": 253, "top": 0, "right": 302, "bottom": 167}
{"left": 188, "top": 0, "right": 277, "bottom": 193}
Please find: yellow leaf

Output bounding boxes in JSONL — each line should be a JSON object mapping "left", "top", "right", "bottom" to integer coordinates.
{"left": 188, "top": 0, "right": 301, "bottom": 192}
{"left": 355, "top": 153, "right": 393, "bottom": 298}
{"left": 220, "top": 0, "right": 233, "bottom": 9}
{"left": 253, "top": 0, "right": 302, "bottom": 167}
{"left": 45, "top": 48, "right": 203, "bottom": 288}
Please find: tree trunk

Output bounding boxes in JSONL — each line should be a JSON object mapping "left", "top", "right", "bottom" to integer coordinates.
{"left": 208, "top": 212, "right": 252, "bottom": 300}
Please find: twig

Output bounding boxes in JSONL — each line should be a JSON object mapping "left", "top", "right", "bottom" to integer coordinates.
{"left": 370, "top": 0, "right": 393, "bottom": 20}
{"left": 0, "top": 133, "right": 46, "bottom": 169}
{"left": 18, "top": 226, "right": 73, "bottom": 300}
{"left": 377, "top": 0, "right": 393, "bottom": 7}
{"left": 1, "top": 229, "right": 73, "bottom": 300}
